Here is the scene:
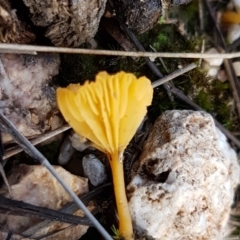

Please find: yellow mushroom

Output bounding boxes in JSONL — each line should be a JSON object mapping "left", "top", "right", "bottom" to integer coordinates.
{"left": 221, "top": 11, "right": 240, "bottom": 24}
{"left": 57, "top": 71, "right": 153, "bottom": 240}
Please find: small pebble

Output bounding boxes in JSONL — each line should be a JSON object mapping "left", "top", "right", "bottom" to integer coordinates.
{"left": 202, "top": 61, "right": 219, "bottom": 78}
{"left": 207, "top": 66, "right": 219, "bottom": 78}
{"left": 82, "top": 154, "right": 107, "bottom": 186}
{"left": 58, "top": 136, "right": 76, "bottom": 165}
{"left": 217, "top": 69, "right": 228, "bottom": 82}
{"left": 203, "top": 48, "right": 223, "bottom": 67}
{"left": 69, "top": 132, "right": 94, "bottom": 151}
{"left": 233, "top": 0, "right": 240, "bottom": 13}
{"left": 232, "top": 61, "right": 240, "bottom": 76}
{"left": 227, "top": 24, "right": 240, "bottom": 43}
{"left": 31, "top": 113, "right": 39, "bottom": 124}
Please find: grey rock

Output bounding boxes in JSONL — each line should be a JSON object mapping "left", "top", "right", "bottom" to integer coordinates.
{"left": 82, "top": 154, "right": 107, "bottom": 186}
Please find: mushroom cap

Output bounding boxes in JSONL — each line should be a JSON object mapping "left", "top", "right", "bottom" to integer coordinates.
{"left": 57, "top": 71, "right": 153, "bottom": 154}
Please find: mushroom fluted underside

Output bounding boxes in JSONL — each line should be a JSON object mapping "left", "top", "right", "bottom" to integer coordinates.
{"left": 57, "top": 71, "right": 153, "bottom": 240}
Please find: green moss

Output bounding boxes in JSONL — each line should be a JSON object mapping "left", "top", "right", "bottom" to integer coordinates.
{"left": 104, "top": 56, "right": 146, "bottom": 77}
{"left": 57, "top": 54, "right": 104, "bottom": 86}
{"left": 195, "top": 90, "right": 214, "bottom": 112}
{"left": 181, "top": 68, "right": 237, "bottom": 130}
{"left": 56, "top": 48, "right": 147, "bottom": 87}
{"left": 154, "top": 32, "right": 168, "bottom": 50}
{"left": 149, "top": 89, "right": 176, "bottom": 122}
{"left": 111, "top": 225, "right": 123, "bottom": 240}
{"left": 136, "top": 24, "right": 204, "bottom": 78}
{"left": 170, "top": 2, "right": 198, "bottom": 29}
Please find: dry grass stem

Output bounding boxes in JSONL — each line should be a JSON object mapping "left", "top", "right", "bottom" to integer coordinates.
{"left": 152, "top": 63, "right": 197, "bottom": 88}
{"left": 2, "top": 43, "right": 240, "bottom": 59}
{"left": 3, "top": 124, "right": 71, "bottom": 161}
{"left": 223, "top": 59, "right": 240, "bottom": 120}
{"left": 199, "top": 0, "right": 204, "bottom": 31}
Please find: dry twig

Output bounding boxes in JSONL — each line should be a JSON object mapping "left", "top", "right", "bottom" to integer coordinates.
{"left": 0, "top": 195, "right": 93, "bottom": 226}
{"left": 152, "top": 63, "right": 197, "bottom": 88}
{"left": 21, "top": 183, "right": 111, "bottom": 238}
{"left": 3, "top": 124, "right": 71, "bottom": 161}
{"left": 1, "top": 43, "right": 240, "bottom": 59}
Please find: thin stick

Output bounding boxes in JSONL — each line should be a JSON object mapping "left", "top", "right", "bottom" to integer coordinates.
{"left": 149, "top": 45, "right": 169, "bottom": 72}
{"left": 1, "top": 43, "right": 240, "bottom": 59}
{"left": 199, "top": 0, "right": 204, "bottom": 31}
{"left": 152, "top": 63, "right": 197, "bottom": 88}
{"left": 0, "top": 48, "right": 37, "bottom": 55}
{"left": 199, "top": 39, "right": 205, "bottom": 66}
{"left": 0, "top": 132, "right": 12, "bottom": 197}
{"left": 3, "top": 124, "right": 71, "bottom": 160}
{"left": 0, "top": 195, "right": 93, "bottom": 226}
{"left": 223, "top": 59, "right": 240, "bottom": 119}
{"left": 0, "top": 112, "right": 113, "bottom": 240}
{"left": 21, "top": 183, "right": 111, "bottom": 238}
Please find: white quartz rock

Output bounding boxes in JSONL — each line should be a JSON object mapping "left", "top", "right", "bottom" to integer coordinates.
{"left": 227, "top": 24, "right": 240, "bottom": 44}
{"left": 82, "top": 154, "right": 107, "bottom": 186}
{"left": 217, "top": 69, "right": 228, "bottom": 82}
{"left": 203, "top": 48, "right": 223, "bottom": 66}
{"left": 127, "top": 110, "right": 239, "bottom": 240}
{"left": 233, "top": 0, "right": 240, "bottom": 13}
{"left": 70, "top": 132, "right": 94, "bottom": 152}
{"left": 232, "top": 61, "right": 240, "bottom": 76}
{"left": 202, "top": 61, "right": 219, "bottom": 78}
{"left": 58, "top": 135, "right": 76, "bottom": 165}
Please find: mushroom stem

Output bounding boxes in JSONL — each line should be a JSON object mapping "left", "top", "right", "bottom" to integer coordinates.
{"left": 110, "top": 152, "right": 133, "bottom": 240}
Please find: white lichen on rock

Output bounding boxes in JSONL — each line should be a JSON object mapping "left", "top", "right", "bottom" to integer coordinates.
{"left": 127, "top": 110, "right": 239, "bottom": 240}
{"left": 0, "top": 53, "right": 61, "bottom": 143}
